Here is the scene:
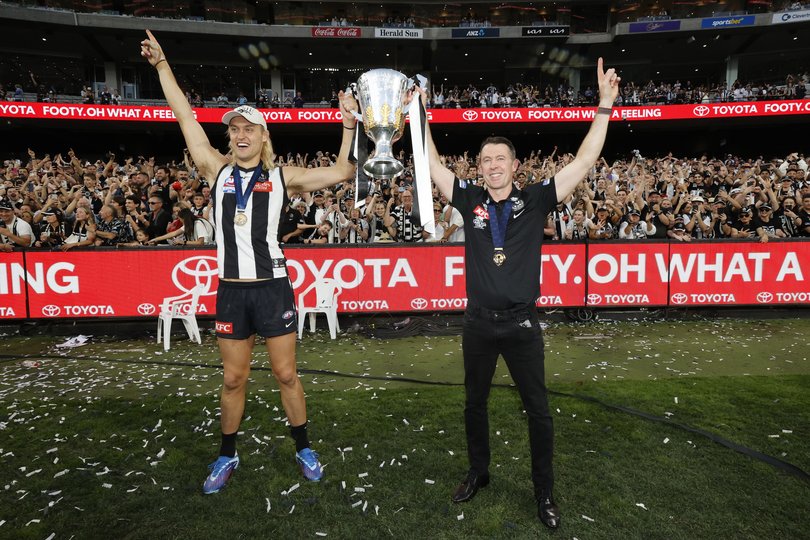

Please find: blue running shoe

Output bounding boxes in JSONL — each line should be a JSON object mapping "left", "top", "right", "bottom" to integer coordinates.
{"left": 296, "top": 448, "right": 323, "bottom": 482}
{"left": 203, "top": 454, "right": 239, "bottom": 494}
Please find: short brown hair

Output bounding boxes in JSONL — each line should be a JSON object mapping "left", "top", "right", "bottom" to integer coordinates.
{"left": 479, "top": 136, "right": 516, "bottom": 161}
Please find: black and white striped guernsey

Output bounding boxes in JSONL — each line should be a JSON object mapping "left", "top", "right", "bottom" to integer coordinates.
{"left": 213, "top": 163, "right": 288, "bottom": 279}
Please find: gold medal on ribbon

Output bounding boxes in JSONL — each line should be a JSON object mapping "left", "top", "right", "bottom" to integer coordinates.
{"left": 234, "top": 212, "right": 248, "bottom": 226}
{"left": 493, "top": 248, "right": 506, "bottom": 266}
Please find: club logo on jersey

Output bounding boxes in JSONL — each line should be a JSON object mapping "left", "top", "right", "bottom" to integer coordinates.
{"left": 282, "top": 310, "right": 294, "bottom": 320}
{"left": 472, "top": 215, "right": 487, "bottom": 229}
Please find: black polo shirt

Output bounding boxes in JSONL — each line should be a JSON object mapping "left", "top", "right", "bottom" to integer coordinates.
{"left": 452, "top": 176, "right": 557, "bottom": 310}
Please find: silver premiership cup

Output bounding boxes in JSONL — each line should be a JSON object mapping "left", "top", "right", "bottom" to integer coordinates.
{"left": 356, "top": 69, "right": 410, "bottom": 179}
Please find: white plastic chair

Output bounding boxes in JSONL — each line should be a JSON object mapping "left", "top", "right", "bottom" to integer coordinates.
{"left": 156, "top": 284, "right": 203, "bottom": 351}
{"left": 297, "top": 278, "right": 342, "bottom": 340}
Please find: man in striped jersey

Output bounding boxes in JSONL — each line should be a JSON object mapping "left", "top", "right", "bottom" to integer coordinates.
{"left": 142, "top": 30, "right": 358, "bottom": 494}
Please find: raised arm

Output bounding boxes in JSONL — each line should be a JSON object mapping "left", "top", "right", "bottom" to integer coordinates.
{"left": 554, "top": 58, "right": 620, "bottom": 202}
{"left": 140, "top": 30, "right": 225, "bottom": 179}
{"left": 414, "top": 87, "right": 455, "bottom": 202}
{"left": 284, "top": 91, "right": 358, "bottom": 193}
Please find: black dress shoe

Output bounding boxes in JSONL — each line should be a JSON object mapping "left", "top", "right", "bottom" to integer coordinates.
{"left": 537, "top": 495, "right": 561, "bottom": 529}
{"left": 451, "top": 471, "right": 489, "bottom": 503}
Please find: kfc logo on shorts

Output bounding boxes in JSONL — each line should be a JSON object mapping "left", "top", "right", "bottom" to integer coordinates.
{"left": 410, "top": 298, "right": 428, "bottom": 310}
{"left": 586, "top": 294, "right": 602, "bottom": 305}
{"left": 693, "top": 105, "right": 710, "bottom": 117}
{"left": 215, "top": 321, "right": 233, "bottom": 334}
{"left": 462, "top": 110, "right": 479, "bottom": 122}
{"left": 756, "top": 292, "right": 774, "bottom": 304}
{"left": 671, "top": 293, "right": 688, "bottom": 304}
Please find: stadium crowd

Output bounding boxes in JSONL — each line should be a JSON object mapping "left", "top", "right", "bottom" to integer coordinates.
{"left": 3, "top": 71, "right": 808, "bottom": 109}
{"left": 1, "top": 147, "right": 808, "bottom": 251}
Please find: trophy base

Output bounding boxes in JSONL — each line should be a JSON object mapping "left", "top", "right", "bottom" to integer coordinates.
{"left": 363, "top": 157, "right": 404, "bottom": 180}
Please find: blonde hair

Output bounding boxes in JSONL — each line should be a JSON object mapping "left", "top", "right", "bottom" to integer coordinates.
{"left": 226, "top": 127, "right": 277, "bottom": 171}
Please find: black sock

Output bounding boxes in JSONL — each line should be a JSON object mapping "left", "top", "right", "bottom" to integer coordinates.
{"left": 290, "top": 422, "right": 310, "bottom": 452}
{"left": 220, "top": 431, "right": 237, "bottom": 458}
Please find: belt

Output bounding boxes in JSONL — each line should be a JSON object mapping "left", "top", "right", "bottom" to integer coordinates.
{"left": 467, "top": 304, "right": 532, "bottom": 320}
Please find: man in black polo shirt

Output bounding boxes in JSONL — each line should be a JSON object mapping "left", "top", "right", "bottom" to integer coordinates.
{"left": 417, "top": 58, "right": 620, "bottom": 530}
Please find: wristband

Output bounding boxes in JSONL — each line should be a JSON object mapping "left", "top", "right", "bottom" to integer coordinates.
{"left": 154, "top": 58, "right": 167, "bottom": 67}
{"left": 343, "top": 124, "right": 356, "bottom": 130}
{"left": 596, "top": 106, "right": 612, "bottom": 115}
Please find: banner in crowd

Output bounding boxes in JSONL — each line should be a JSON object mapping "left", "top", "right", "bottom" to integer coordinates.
{"left": 628, "top": 20, "right": 682, "bottom": 33}
{"left": 700, "top": 15, "right": 755, "bottom": 29}
{"left": 2, "top": 100, "right": 808, "bottom": 125}
{"left": 772, "top": 9, "right": 810, "bottom": 24}
{"left": 1, "top": 241, "right": 807, "bottom": 320}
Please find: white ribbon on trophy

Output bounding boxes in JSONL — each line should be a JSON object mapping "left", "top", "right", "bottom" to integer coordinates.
{"left": 348, "top": 70, "right": 434, "bottom": 234}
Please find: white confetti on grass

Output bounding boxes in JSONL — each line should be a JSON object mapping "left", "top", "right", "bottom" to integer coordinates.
{"left": 636, "top": 503, "right": 648, "bottom": 510}
{"left": 582, "top": 515, "right": 595, "bottom": 522}
{"left": 282, "top": 483, "right": 300, "bottom": 496}
{"left": 663, "top": 437, "right": 670, "bottom": 444}
{"left": 45, "top": 533, "right": 56, "bottom": 540}
{"left": 457, "top": 512, "right": 464, "bottom": 521}
{"left": 266, "top": 498, "right": 271, "bottom": 513}
{"left": 424, "top": 479, "right": 435, "bottom": 484}
{"left": 315, "top": 533, "right": 327, "bottom": 537}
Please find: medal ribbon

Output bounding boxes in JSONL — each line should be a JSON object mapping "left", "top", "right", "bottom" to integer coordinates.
{"left": 487, "top": 200, "right": 512, "bottom": 252}
{"left": 232, "top": 164, "right": 264, "bottom": 213}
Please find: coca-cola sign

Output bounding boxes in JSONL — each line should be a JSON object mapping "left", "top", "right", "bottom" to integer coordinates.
{"left": 311, "top": 27, "right": 361, "bottom": 38}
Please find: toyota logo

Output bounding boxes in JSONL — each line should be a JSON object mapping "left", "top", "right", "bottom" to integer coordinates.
{"left": 462, "top": 110, "right": 479, "bottom": 122}
{"left": 693, "top": 105, "right": 710, "bottom": 117}
{"left": 671, "top": 293, "right": 688, "bottom": 305}
{"left": 138, "top": 303, "right": 156, "bottom": 315}
{"left": 42, "top": 304, "right": 61, "bottom": 317}
{"left": 172, "top": 256, "right": 218, "bottom": 296}
{"left": 586, "top": 294, "right": 602, "bottom": 305}
{"left": 756, "top": 292, "right": 773, "bottom": 304}
{"left": 410, "top": 298, "right": 428, "bottom": 310}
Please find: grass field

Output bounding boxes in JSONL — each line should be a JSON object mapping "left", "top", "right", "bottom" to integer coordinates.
{"left": 1, "top": 318, "right": 808, "bottom": 539}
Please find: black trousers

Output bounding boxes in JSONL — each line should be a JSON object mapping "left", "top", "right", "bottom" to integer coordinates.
{"left": 462, "top": 305, "right": 554, "bottom": 499}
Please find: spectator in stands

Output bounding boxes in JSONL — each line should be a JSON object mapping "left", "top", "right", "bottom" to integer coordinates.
{"left": 148, "top": 207, "right": 213, "bottom": 245}
{"left": 564, "top": 208, "right": 591, "bottom": 240}
{"left": 145, "top": 195, "right": 171, "bottom": 242}
{"left": 0, "top": 198, "right": 34, "bottom": 250}
{"left": 797, "top": 194, "right": 810, "bottom": 237}
{"left": 94, "top": 204, "right": 124, "bottom": 246}
{"left": 99, "top": 86, "right": 112, "bottom": 105}
{"left": 278, "top": 201, "right": 306, "bottom": 244}
{"left": 369, "top": 197, "right": 396, "bottom": 242}
{"left": 216, "top": 92, "right": 230, "bottom": 108}
{"left": 391, "top": 189, "right": 427, "bottom": 241}
{"left": 293, "top": 91, "right": 305, "bottom": 108}
{"left": 667, "top": 217, "right": 692, "bottom": 241}
{"left": 61, "top": 206, "right": 96, "bottom": 250}
{"left": 619, "top": 208, "right": 656, "bottom": 239}
{"left": 338, "top": 206, "right": 369, "bottom": 244}
{"left": 302, "top": 221, "right": 333, "bottom": 244}
{"left": 754, "top": 203, "right": 786, "bottom": 243}
{"left": 81, "top": 86, "right": 94, "bottom": 104}
{"left": 34, "top": 208, "right": 66, "bottom": 248}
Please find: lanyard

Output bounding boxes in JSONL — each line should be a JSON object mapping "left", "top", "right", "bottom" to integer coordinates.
{"left": 232, "top": 165, "right": 264, "bottom": 212}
